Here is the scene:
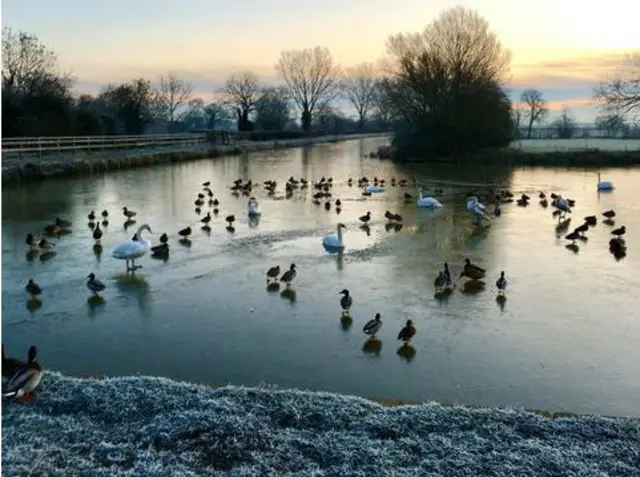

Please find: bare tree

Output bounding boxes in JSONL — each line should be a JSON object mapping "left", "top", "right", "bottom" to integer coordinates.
{"left": 156, "top": 73, "right": 192, "bottom": 131}
{"left": 2, "top": 27, "right": 64, "bottom": 95}
{"left": 219, "top": 71, "right": 262, "bottom": 131}
{"left": 520, "top": 89, "right": 548, "bottom": 139}
{"left": 275, "top": 46, "right": 342, "bottom": 131}
{"left": 595, "top": 112, "right": 626, "bottom": 137}
{"left": 342, "top": 62, "right": 378, "bottom": 128}
{"left": 595, "top": 52, "right": 640, "bottom": 116}
{"left": 553, "top": 107, "right": 576, "bottom": 139}
{"left": 512, "top": 107, "right": 524, "bottom": 138}
{"left": 255, "top": 86, "right": 290, "bottom": 131}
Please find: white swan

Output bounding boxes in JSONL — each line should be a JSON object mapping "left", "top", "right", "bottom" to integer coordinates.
{"left": 597, "top": 172, "right": 614, "bottom": 191}
{"left": 247, "top": 197, "right": 261, "bottom": 216}
{"left": 553, "top": 195, "right": 571, "bottom": 217}
{"left": 322, "top": 223, "right": 347, "bottom": 249}
{"left": 466, "top": 196, "right": 491, "bottom": 222}
{"left": 417, "top": 189, "right": 443, "bottom": 208}
{"left": 111, "top": 223, "right": 152, "bottom": 272}
{"left": 364, "top": 185, "right": 385, "bottom": 194}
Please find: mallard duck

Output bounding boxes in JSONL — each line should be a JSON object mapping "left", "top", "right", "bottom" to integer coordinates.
{"left": 266, "top": 265, "right": 280, "bottom": 283}
{"left": 565, "top": 231, "right": 580, "bottom": 243}
{"left": 151, "top": 242, "right": 169, "bottom": 256}
{"left": 460, "top": 259, "right": 486, "bottom": 280}
{"left": 88, "top": 210, "right": 96, "bottom": 221}
{"left": 101, "top": 210, "right": 109, "bottom": 219}
{"left": 539, "top": 192, "right": 546, "bottom": 199}
{"left": 574, "top": 223, "right": 589, "bottom": 234}
{"left": 159, "top": 233, "right": 168, "bottom": 244}
{"left": 496, "top": 271, "right": 507, "bottom": 295}
{"left": 611, "top": 226, "right": 626, "bottom": 237}
{"left": 201, "top": 212, "right": 212, "bottom": 225}
{"left": 86, "top": 273, "right": 106, "bottom": 296}
{"left": 25, "top": 279, "right": 41, "bottom": 299}
{"left": 38, "top": 238, "right": 54, "bottom": 252}
{"left": 359, "top": 211, "right": 371, "bottom": 224}
{"left": 55, "top": 217, "right": 72, "bottom": 228}
{"left": 363, "top": 313, "right": 382, "bottom": 339}
{"left": 280, "top": 264, "right": 297, "bottom": 287}
{"left": 178, "top": 227, "right": 192, "bottom": 238}
{"left": 584, "top": 216, "right": 597, "bottom": 226}
{"left": 602, "top": 210, "right": 616, "bottom": 219}
{"left": 226, "top": 215, "right": 235, "bottom": 224}
{"left": 397, "top": 320, "right": 416, "bottom": 343}
{"left": 434, "top": 272, "right": 446, "bottom": 291}
{"left": 93, "top": 223, "right": 103, "bottom": 243}
{"left": 25, "top": 233, "right": 39, "bottom": 250}
{"left": 2, "top": 344, "right": 24, "bottom": 378}
{"left": 3, "top": 345, "right": 43, "bottom": 403}
{"left": 202, "top": 181, "right": 210, "bottom": 187}
{"left": 339, "top": 289, "right": 353, "bottom": 314}
{"left": 122, "top": 207, "right": 137, "bottom": 219}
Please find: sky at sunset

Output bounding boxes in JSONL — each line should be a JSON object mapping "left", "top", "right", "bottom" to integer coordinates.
{"left": 3, "top": 0, "right": 639, "bottom": 122}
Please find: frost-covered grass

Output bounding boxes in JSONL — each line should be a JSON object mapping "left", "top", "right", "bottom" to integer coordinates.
{"left": 510, "top": 138, "right": 640, "bottom": 152}
{"left": 2, "top": 372, "right": 639, "bottom": 477}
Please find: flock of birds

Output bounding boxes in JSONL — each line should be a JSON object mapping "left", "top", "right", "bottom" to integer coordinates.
{"left": 6, "top": 171, "right": 627, "bottom": 403}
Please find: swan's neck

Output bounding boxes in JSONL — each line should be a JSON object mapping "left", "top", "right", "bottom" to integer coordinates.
{"left": 337, "top": 227, "right": 343, "bottom": 241}
{"left": 135, "top": 226, "right": 147, "bottom": 239}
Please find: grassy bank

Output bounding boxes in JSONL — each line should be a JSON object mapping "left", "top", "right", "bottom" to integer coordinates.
{"left": 2, "top": 371, "right": 638, "bottom": 476}
{"left": 1, "top": 133, "right": 389, "bottom": 184}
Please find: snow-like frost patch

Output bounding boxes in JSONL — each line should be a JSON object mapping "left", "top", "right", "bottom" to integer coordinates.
{"left": 2, "top": 372, "right": 639, "bottom": 476}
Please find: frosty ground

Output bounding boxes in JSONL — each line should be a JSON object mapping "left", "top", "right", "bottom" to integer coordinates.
{"left": 2, "top": 372, "right": 639, "bottom": 476}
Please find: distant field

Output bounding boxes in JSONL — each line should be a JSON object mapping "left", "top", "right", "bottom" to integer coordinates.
{"left": 510, "top": 139, "right": 640, "bottom": 152}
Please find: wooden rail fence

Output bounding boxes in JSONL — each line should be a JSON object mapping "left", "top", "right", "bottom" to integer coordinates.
{"left": 1, "top": 132, "right": 238, "bottom": 158}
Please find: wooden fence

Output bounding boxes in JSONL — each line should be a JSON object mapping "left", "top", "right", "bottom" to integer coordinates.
{"left": 1, "top": 132, "right": 238, "bottom": 159}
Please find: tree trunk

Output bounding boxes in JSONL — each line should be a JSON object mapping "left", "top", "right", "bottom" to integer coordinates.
{"left": 527, "top": 115, "right": 534, "bottom": 139}
{"left": 301, "top": 109, "right": 312, "bottom": 131}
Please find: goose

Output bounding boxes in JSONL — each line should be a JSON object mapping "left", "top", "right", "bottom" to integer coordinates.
{"left": 248, "top": 198, "right": 261, "bottom": 216}
{"left": 443, "top": 263, "right": 452, "bottom": 286}
{"left": 466, "top": 196, "right": 491, "bottom": 222}
{"left": 200, "top": 212, "right": 212, "bottom": 225}
{"left": 111, "top": 224, "right": 152, "bottom": 272}
{"left": 178, "top": 227, "right": 192, "bottom": 238}
{"left": 597, "top": 172, "right": 614, "bottom": 191}
{"left": 611, "top": 226, "right": 626, "bottom": 237}
{"left": 93, "top": 223, "right": 103, "bottom": 244}
{"left": 460, "top": 259, "right": 486, "bottom": 280}
{"left": 417, "top": 189, "right": 443, "bottom": 208}
{"left": 226, "top": 215, "right": 235, "bottom": 225}
{"left": 496, "top": 271, "right": 507, "bottom": 295}
{"left": 122, "top": 207, "right": 137, "bottom": 219}
{"left": 363, "top": 313, "right": 382, "bottom": 339}
{"left": 86, "top": 273, "right": 106, "bottom": 296}
{"left": 25, "top": 279, "right": 42, "bottom": 299}
{"left": 3, "top": 345, "right": 43, "bottom": 403}
{"left": 2, "top": 344, "right": 24, "bottom": 379}
{"left": 397, "top": 320, "right": 416, "bottom": 344}
{"left": 339, "top": 289, "right": 353, "bottom": 315}
{"left": 359, "top": 211, "right": 371, "bottom": 224}
{"left": 88, "top": 210, "right": 96, "bottom": 221}
{"left": 322, "top": 223, "right": 347, "bottom": 249}
{"left": 266, "top": 265, "right": 280, "bottom": 283}
{"left": 280, "top": 264, "right": 297, "bottom": 287}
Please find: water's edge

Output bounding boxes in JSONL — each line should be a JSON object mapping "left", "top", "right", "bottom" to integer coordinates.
{"left": 1, "top": 133, "right": 390, "bottom": 184}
